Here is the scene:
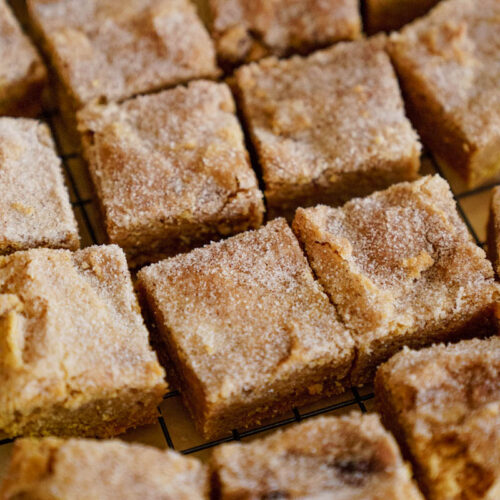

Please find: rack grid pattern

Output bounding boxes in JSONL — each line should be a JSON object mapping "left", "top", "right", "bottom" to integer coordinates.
{"left": 0, "top": 0, "right": 498, "bottom": 471}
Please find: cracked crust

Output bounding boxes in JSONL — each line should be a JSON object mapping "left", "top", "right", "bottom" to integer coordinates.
{"left": 293, "top": 176, "right": 500, "bottom": 385}
{"left": 375, "top": 337, "right": 500, "bottom": 500}
{"left": 78, "top": 80, "right": 264, "bottom": 267}
{"left": 137, "top": 219, "right": 355, "bottom": 439}
{"left": 0, "top": 245, "right": 167, "bottom": 438}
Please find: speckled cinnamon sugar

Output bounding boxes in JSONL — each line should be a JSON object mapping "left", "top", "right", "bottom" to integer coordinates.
{"left": 78, "top": 80, "right": 264, "bottom": 267}
{"left": 375, "top": 337, "right": 500, "bottom": 500}
{"left": 1, "top": 438, "right": 208, "bottom": 499}
{"left": 0, "top": 118, "right": 79, "bottom": 254}
{"left": 233, "top": 36, "right": 421, "bottom": 220}
{"left": 487, "top": 186, "right": 500, "bottom": 276}
{"left": 0, "top": 245, "right": 167, "bottom": 438}
{"left": 137, "top": 219, "right": 355, "bottom": 439}
{"left": 208, "top": 0, "right": 361, "bottom": 68}
{"left": 0, "top": 0, "right": 46, "bottom": 117}
{"left": 211, "top": 413, "right": 424, "bottom": 499}
{"left": 389, "top": 0, "right": 500, "bottom": 188}
{"left": 27, "top": 0, "right": 219, "bottom": 110}
{"left": 293, "top": 175, "right": 500, "bottom": 385}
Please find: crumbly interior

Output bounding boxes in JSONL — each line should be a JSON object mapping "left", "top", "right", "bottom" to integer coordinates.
{"left": 1, "top": 438, "right": 208, "bottom": 499}
{"left": 0, "top": 245, "right": 167, "bottom": 438}
{"left": 137, "top": 219, "right": 354, "bottom": 438}
{"left": 209, "top": 0, "right": 361, "bottom": 67}
{"left": 78, "top": 80, "right": 264, "bottom": 266}
{"left": 27, "top": 0, "right": 219, "bottom": 108}
{"left": 0, "top": 118, "right": 79, "bottom": 254}
{"left": 293, "top": 176, "right": 499, "bottom": 384}
{"left": 211, "top": 413, "right": 423, "bottom": 499}
{"left": 233, "top": 37, "right": 420, "bottom": 218}
{"left": 376, "top": 337, "right": 500, "bottom": 500}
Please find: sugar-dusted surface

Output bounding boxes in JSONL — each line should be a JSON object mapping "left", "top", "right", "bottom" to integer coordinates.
{"left": 209, "top": 0, "right": 361, "bottom": 67}
{"left": 0, "top": 245, "right": 166, "bottom": 438}
{"left": 27, "top": 0, "right": 219, "bottom": 108}
{"left": 0, "top": 118, "right": 79, "bottom": 254}
{"left": 376, "top": 337, "right": 500, "bottom": 500}
{"left": 212, "top": 413, "right": 423, "bottom": 499}
{"left": 78, "top": 80, "right": 264, "bottom": 266}
{"left": 233, "top": 37, "right": 421, "bottom": 218}
{"left": 137, "top": 219, "right": 355, "bottom": 438}
{"left": 1, "top": 438, "right": 208, "bottom": 499}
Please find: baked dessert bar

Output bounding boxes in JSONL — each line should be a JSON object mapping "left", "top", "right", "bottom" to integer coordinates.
{"left": 487, "top": 186, "right": 500, "bottom": 276}
{"left": 375, "top": 337, "right": 500, "bottom": 500}
{"left": 211, "top": 413, "right": 424, "bottom": 499}
{"left": 233, "top": 37, "right": 421, "bottom": 220}
{"left": 0, "top": 245, "right": 167, "bottom": 438}
{"left": 365, "top": 0, "right": 440, "bottom": 34}
{"left": 209, "top": 0, "right": 361, "bottom": 69}
{"left": 293, "top": 175, "right": 500, "bottom": 385}
{"left": 27, "top": 0, "right": 219, "bottom": 133}
{"left": 78, "top": 81, "right": 264, "bottom": 267}
{"left": 0, "top": 0, "right": 46, "bottom": 117}
{"left": 137, "top": 219, "right": 355, "bottom": 439}
{"left": 389, "top": 0, "right": 500, "bottom": 188}
{"left": 0, "top": 438, "right": 208, "bottom": 499}
{"left": 0, "top": 118, "right": 79, "bottom": 254}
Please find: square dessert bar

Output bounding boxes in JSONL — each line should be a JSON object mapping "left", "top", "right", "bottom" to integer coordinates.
{"left": 389, "top": 0, "right": 500, "bottom": 188}
{"left": 211, "top": 413, "right": 424, "bottom": 499}
{"left": 78, "top": 81, "right": 264, "bottom": 267}
{"left": 293, "top": 175, "right": 500, "bottom": 385}
{"left": 0, "top": 118, "right": 79, "bottom": 254}
{"left": 233, "top": 37, "right": 421, "bottom": 220}
{"left": 375, "top": 337, "right": 500, "bottom": 500}
{"left": 137, "top": 219, "right": 355, "bottom": 439}
{"left": 1, "top": 438, "right": 208, "bottom": 499}
{"left": 0, "top": 0, "right": 46, "bottom": 117}
{"left": 487, "top": 186, "right": 500, "bottom": 276}
{"left": 0, "top": 245, "right": 167, "bottom": 438}
{"left": 209, "top": 0, "right": 361, "bottom": 69}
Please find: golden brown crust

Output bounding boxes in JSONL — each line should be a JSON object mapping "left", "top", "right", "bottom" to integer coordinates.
{"left": 375, "top": 337, "right": 500, "bottom": 500}
{"left": 233, "top": 37, "right": 421, "bottom": 219}
{"left": 0, "top": 118, "right": 79, "bottom": 254}
{"left": 78, "top": 81, "right": 264, "bottom": 267}
{"left": 293, "top": 176, "right": 500, "bottom": 385}
{"left": 137, "top": 219, "right": 355, "bottom": 439}
{"left": 1, "top": 438, "right": 208, "bottom": 499}
{"left": 487, "top": 186, "right": 500, "bottom": 277}
{"left": 211, "top": 413, "right": 424, "bottom": 499}
{"left": 0, "top": 245, "right": 167, "bottom": 438}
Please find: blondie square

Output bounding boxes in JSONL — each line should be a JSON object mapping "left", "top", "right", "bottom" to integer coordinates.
{"left": 375, "top": 337, "right": 500, "bottom": 500}
{"left": 293, "top": 175, "right": 500, "bottom": 385}
{"left": 211, "top": 413, "right": 423, "bottom": 499}
{"left": 0, "top": 245, "right": 167, "bottom": 438}
{"left": 0, "top": 118, "right": 79, "bottom": 254}
{"left": 0, "top": 0, "right": 46, "bottom": 117}
{"left": 78, "top": 81, "right": 264, "bottom": 267}
{"left": 137, "top": 219, "right": 355, "bottom": 439}
{"left": 487, "top": 186, "right": 500, "bottom": 276}
{"left": 389, "top": 0, "right": 500, "bottom": 188}
{"left": 209, "top": 0, "right": 361, "bottom": 69}
{"left": 1, "top": 438, "right": 208, "bottom": 499}
{"left": 233, "top": 37, "right": 421, "bottom": 220}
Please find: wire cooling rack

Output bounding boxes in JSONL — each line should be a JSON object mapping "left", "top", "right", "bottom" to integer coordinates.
{"left": 1, "top": 0, "right": 498, "bottom": 477}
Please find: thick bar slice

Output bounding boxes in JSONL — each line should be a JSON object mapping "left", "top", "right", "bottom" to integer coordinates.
{"left": 375, "top": 337, "right": 500, "bottom": 500}
{"left": 233, "top": 37, "right": 421, "bottom": 220}
{"left": 0, "top": 0, "right": 46, "bottom": 117}
{"left": 211, "top": 413, "right": 424, "bottom": 499}
{"left": 0, "top": 438, "right": 208, "bottom": 499}
{"left": 293, "top": 175, "right": 500, "bottom": 385}
{"left": 209, "top": 0, "right": 361, "bottom": 69}
{"left": 0, "top": 118, "right": 79, "bottom": 254}
{"left": 137, "top": 219, "right": 355, "bottom": 439}
{"left": 487, "top": 186, "right": 500, "bottom": 276}
{"left": 0, "top": 245, "right": 167, "bottom": 438}
{"left": 389, "top": 0, "right": 500, "bottom": 188}
{"left": 78, "top": 81, "right": 264, "bottom": 267}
